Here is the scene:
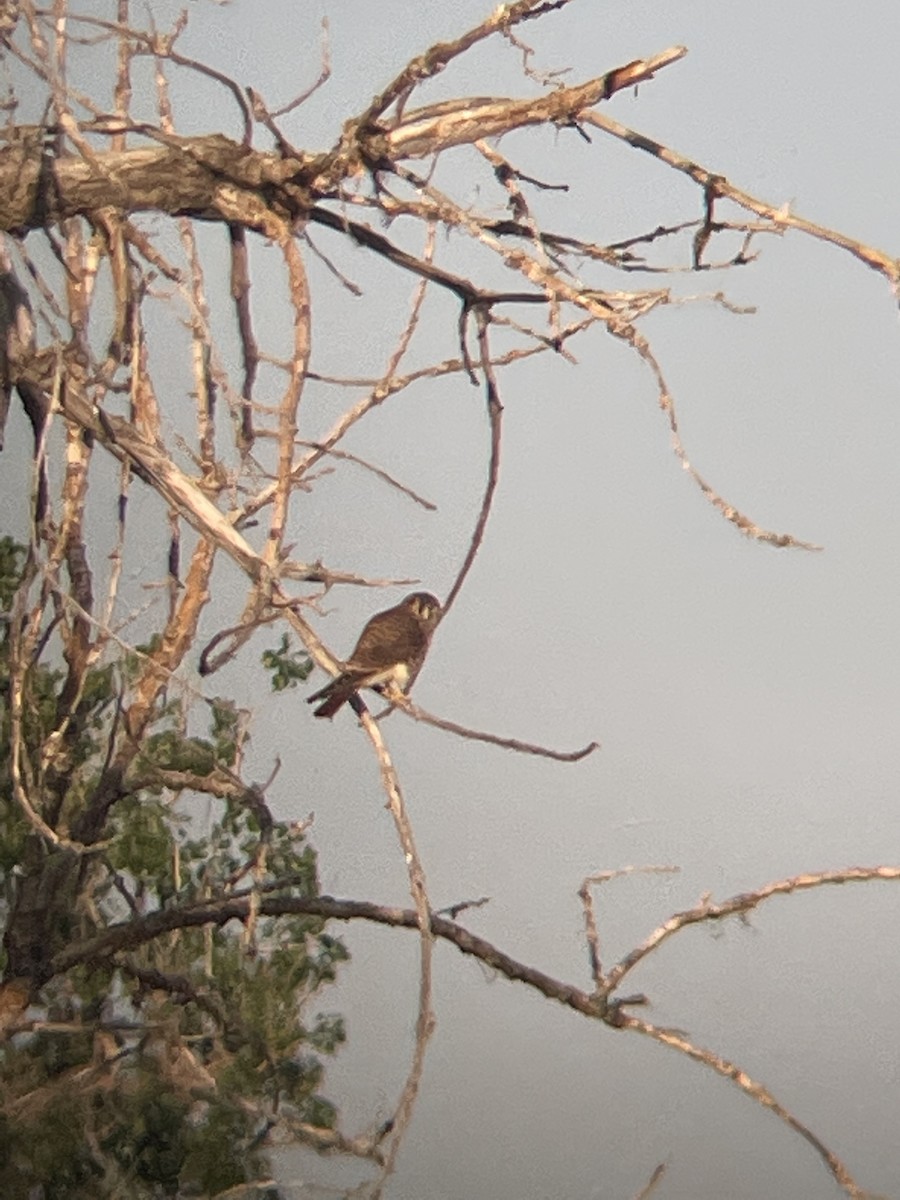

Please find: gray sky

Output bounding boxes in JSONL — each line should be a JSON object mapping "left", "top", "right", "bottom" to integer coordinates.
{"left": 8, "top": 1, "right": 900, "bottom": 1197}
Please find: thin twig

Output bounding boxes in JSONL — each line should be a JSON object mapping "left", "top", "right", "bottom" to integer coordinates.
{"left": 617, "top": 1014, "right": 864, "bottom": 1199}
{"left": 579, "top": 866, "right": 681, "bottom": 989}
{"left": 582, "top": 109, "right": 900, "bottom": 290}
{"left": 443, "top": 310, "right": 503, "bottom": 614}
{"left": 605, "top": 865, "right": 900, "bottom": 993}
{"left": 398, "top": 696, "right": 599, "bottom": 763}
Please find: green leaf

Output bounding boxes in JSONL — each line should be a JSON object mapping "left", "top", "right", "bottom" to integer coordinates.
{"left": 262, "top": 633, "right": 313, "bottom": 692}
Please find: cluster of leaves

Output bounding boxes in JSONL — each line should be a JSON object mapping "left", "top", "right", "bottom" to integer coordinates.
{"left": 262, "top": 634, "right": 314, "bottom": 694}
{"left": 0, "top": 537, "right": 346, "bottom": 1198}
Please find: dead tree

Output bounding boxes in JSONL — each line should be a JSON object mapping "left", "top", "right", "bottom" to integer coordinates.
{"left": 1, "top": 3, "right": 898, "bottom": 1197}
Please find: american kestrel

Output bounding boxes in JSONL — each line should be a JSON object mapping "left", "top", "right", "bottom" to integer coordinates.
{"left": 307, "top": 592, "right": 442, "bottom": 719}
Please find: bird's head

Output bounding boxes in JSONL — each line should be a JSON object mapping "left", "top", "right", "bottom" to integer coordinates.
{"left": 406, "top": 592, "right": 442, "bottom": 627}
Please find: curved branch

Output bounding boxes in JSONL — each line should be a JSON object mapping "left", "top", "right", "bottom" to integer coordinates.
{"left": 605, "top": 864, "right": 900, "bottom": 993}
{"left": 609, "top": 320, "right": 823, "bottom": 550}
{"left": 52, "top": 892, "right": 604, "bottom": 1017}
{"left": 618, "top": 1014, "right": 864, "bottom": 1199}
{"left": 443, "top": 310, "right": 504, "bottom": 615}
{"left": 397, "top": 696, "right": 600, "bottom": 763}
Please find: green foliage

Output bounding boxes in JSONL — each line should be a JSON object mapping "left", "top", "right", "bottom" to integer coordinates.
{"left": 137, "top": 729, "right": 218, "bottom": 776}
{"left": 111, "top": 1082, "right": 192, "bottom": 1194}
{"left": 0, "top": 1093, "right": 104, "bottom": 1198}
{"left": 180, "top": 1098, "right": 269, "bottom": 1196}
{"left": 0, "top": 535, "right": 26, "bottom": 610}
{"left": 262, "top": 632, "right": 313, "bottom": 692}
{"left": 0, "top": 1054, "right": 274, "bottom": 1199}
{"left": 106, "top": 794, "right": 176, "bottom": 885}
{"left": 210, "top": 697, "right": 242, "bottom": 766}
{"left": 0, "top": 537, "right": 348, "bottom": 1198}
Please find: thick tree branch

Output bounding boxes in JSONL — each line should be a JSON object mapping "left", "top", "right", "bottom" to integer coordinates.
{"left": 382, "top": 48, "right": 687, "bottom": 158}
{"left": 0, "top": 130, "right": 313, "bottom": 234}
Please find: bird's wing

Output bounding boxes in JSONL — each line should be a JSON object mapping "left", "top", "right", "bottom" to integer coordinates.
{"left": 348, "top": 612, "right": 426, "bottom": 672}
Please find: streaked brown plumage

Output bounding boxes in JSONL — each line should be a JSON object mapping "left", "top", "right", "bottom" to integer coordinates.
{"left": 307, "top": 592, "right": 442, "bottom": 719}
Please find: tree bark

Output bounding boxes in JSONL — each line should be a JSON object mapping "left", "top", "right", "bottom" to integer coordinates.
{"left": 0, "top": 130, "right": 315, "bottom": 233}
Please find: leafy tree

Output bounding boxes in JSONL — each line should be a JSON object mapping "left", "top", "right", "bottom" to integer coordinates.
{"left": 0, "top": 536, "right": 344, "bottom": 1197}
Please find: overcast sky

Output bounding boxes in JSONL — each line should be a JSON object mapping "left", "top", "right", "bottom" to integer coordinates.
{"left": 8, "top": 2, "right": 900, "bottom": 1197}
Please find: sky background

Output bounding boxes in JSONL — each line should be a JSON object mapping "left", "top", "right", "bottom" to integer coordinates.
{"left": 7, "top": 2, "right": 900, "bottom": 1197}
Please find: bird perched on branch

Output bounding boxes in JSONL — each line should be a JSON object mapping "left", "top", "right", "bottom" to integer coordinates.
{"left": 307, "top": 592, "right": 442, "bottom": 719}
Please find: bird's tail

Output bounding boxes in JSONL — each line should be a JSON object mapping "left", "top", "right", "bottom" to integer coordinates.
{"left": 307, "top": 675, "right": 355, "bottom": 719}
